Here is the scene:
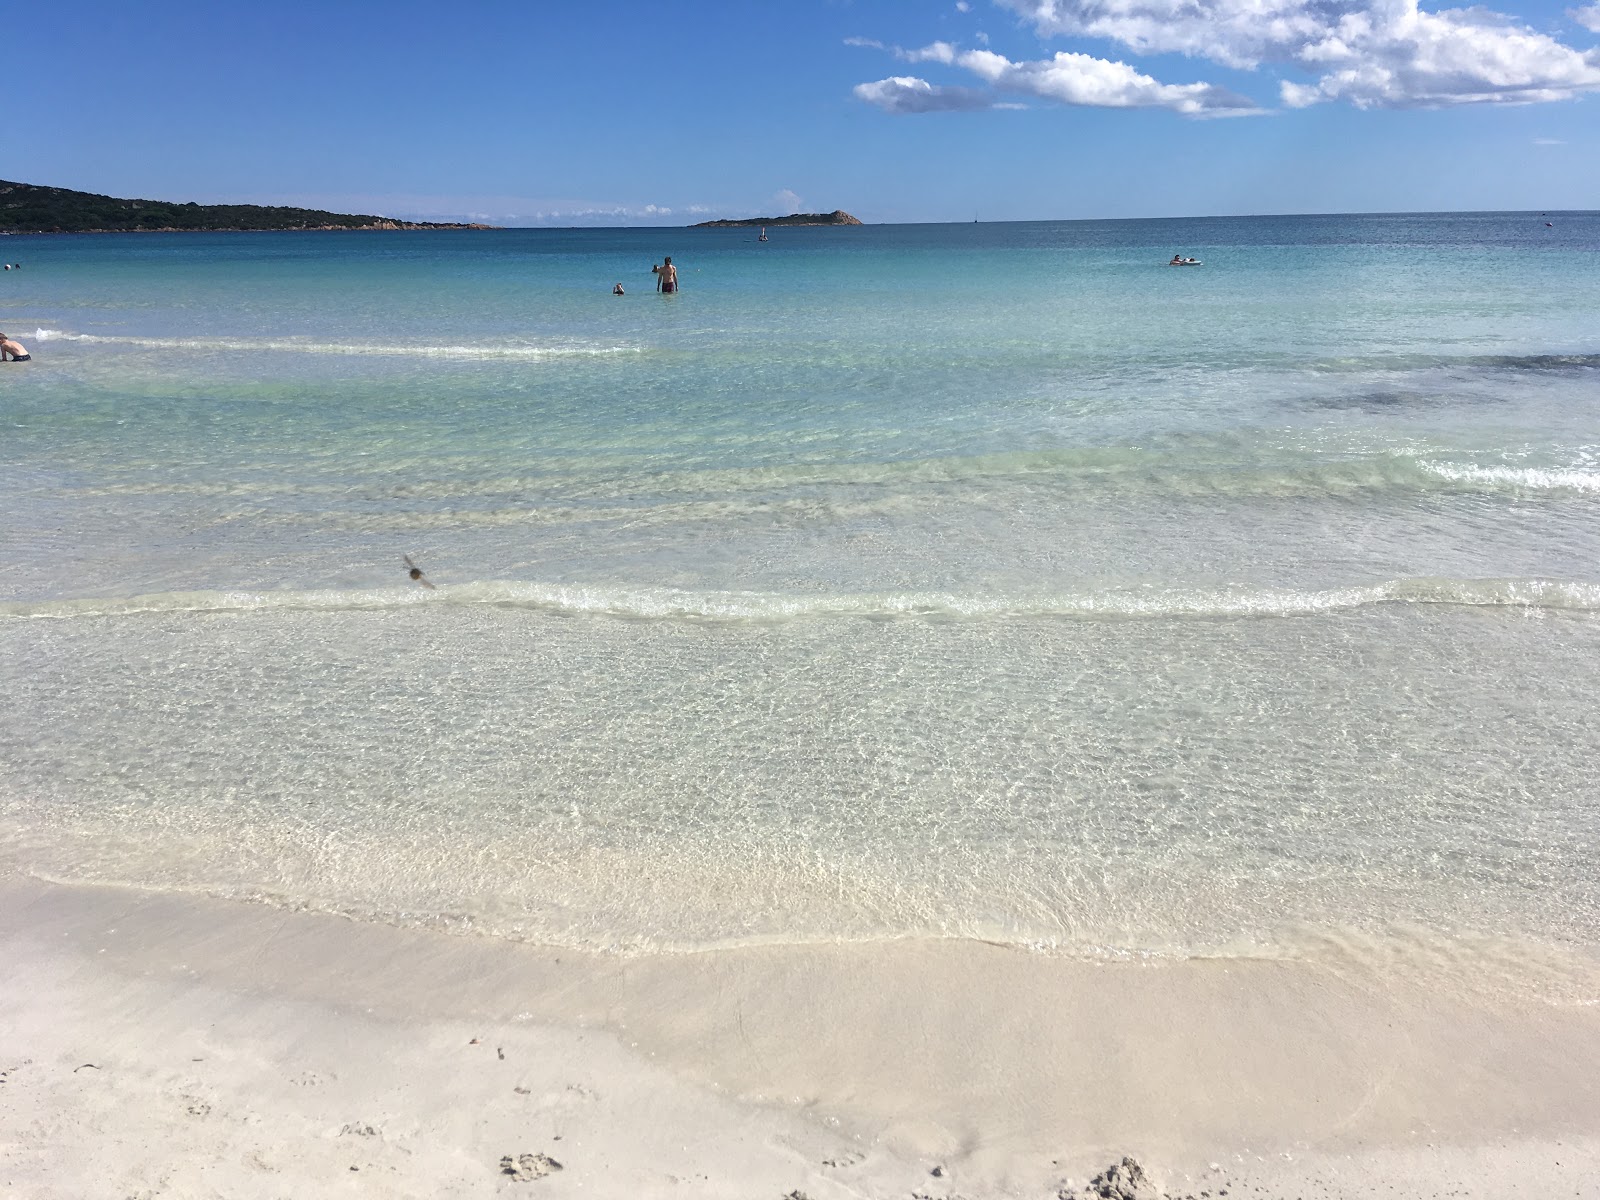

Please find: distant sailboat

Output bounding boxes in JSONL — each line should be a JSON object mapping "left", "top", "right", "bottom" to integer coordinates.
{"left": 758, "top": 226, "right": 768, "bottom": 242}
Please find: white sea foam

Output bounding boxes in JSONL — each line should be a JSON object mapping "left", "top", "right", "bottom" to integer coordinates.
{"left": 30, "top": 328, "right": 641, "bottom": 360}
{"left": 5, "top": 576, "right": 1596, "bottom": 623}
{"left": 1416, "top": 461, "right": 1600, "bottom": 493}
{"left": 51, "top": 450, "right": 1600, "bottom": 509}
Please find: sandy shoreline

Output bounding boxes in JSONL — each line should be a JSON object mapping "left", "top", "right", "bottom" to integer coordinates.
{"left": 3, "top": 874, "right": 1597, "bottom": 1198}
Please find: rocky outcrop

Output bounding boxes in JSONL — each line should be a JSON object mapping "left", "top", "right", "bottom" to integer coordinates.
{"left": 690, "top": 210, "right": 863, "bottom": 228}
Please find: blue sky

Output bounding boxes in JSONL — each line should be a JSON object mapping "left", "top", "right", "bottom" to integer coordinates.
{"left": 9, "top": 0, "right": 1599, "bottom": 224}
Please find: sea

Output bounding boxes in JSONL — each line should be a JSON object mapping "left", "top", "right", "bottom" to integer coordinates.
{"left": 3, "top": 214, "right": 1598, "bottom": 977}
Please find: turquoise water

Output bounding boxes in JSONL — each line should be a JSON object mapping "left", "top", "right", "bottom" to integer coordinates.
{"left": 3, "top": 215, "right": 1599, "bottom": 961}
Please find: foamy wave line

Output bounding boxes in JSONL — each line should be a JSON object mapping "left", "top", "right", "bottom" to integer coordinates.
{"left": 48, "top": 450, "right": 1600, "bottom": 505}
{"left": 31, "top": 328, "right": 640, "bottom": 360}
{"left": 5, "top": 577, "right": 1597, "bottom": 623}
{"left": 1416, "top": 462, "right": 1600, "bottom": 493}
{"left": 1310, "top": 350, "right": 1600, "bottom": 374}
{"left": 14, "top": 873, "right": 1600, "bottom": 995}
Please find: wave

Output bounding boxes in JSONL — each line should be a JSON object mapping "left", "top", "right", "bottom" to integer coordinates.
{"left": 52, "top": 449, "right": 1600, "bottom": 506}
{"left": 5, "top": 576, "right": 1597, "bottom": 623}
{"left": 10, "top": 868, "right": 1590, "bottom": 982}
{"left": 1472, "top": 352, "right": 1600, "bottom": 371}
{"left": 1309, "top": 350, "right": 1600, "bottom": 374}
{"left": 33, "top": 326, "right": 1595, "bottom": 375}
{"left": 1413, "top": 461, "right": 1600, "bottom": 493}
{"left": 598, "top": 449, "right": 1600, "bottom": 501}
{"left": 29, "top": 328, "right": 641, "bottom": 360}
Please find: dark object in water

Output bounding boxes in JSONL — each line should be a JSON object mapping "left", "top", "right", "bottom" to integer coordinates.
{"left": 403, "top": 554, "right": 436, "bottom": 590}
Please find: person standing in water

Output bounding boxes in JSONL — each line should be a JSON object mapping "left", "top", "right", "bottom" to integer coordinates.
{"left": 0, "top": 333, "right": 30, "bottom": 361}
{"left": 652, "top": 256, "right": 679, "bottom": 294}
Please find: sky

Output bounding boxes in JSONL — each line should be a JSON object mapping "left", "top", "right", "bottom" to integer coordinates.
{"left": 7, "top": 0, "right": 1599, "bottom": 225}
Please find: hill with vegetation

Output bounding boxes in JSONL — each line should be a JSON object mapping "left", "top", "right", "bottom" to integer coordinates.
{"left": 690, "top": 210, "right": 863, "bottom": 228}
{"left": 0, "top": 180, "right": 494, "bottom": 233}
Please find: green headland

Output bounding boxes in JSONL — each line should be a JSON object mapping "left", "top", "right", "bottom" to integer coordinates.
{"left": 0, "top": 180, "right": 495, "bottom": 233}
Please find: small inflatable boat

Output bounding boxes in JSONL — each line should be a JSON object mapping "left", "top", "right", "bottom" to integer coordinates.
{"left": 1167, "top": 258, "right": 1202, "bottom": 266}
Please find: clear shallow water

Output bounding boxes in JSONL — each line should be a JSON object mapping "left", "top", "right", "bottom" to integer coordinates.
{"left": 3, "top": 215, "right": 1598, "bottom": 962}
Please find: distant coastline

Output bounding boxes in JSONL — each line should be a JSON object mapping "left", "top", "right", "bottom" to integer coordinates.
{"left": 55, "top": 222, "right": 497, "bottom": 234}
{"left": 689, "top": 210, "right": 863, "bottom": 228}
{"left": 0, "top": 180, "right": 497, "bottom": 234}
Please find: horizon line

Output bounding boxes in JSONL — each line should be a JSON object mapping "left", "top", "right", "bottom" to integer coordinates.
{"left": 383, "top": 206, "right": 1597, "bottom": 228}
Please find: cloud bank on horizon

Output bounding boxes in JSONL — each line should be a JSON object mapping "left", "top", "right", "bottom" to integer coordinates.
{"left": 851, "top": 0, "right": 1600, "bottom": 116}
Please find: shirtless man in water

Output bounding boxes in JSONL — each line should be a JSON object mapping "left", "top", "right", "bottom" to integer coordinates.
{"left": 0, "top": 334, "right": 30, "bottom": 361}
{"left": 652, "top": 256, "right": 679, "bottom": 293}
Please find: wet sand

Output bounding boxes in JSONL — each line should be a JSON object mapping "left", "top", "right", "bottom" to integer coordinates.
{"left": 3, "top": 875, "right": 1597, "bottom": 1198}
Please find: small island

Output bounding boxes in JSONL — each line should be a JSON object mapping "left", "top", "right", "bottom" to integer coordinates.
{"left": 690, "top": 210, "right": 863, "bottom": 228}
{"left": 0, "top": 180, "right": 497, "bottom": 233}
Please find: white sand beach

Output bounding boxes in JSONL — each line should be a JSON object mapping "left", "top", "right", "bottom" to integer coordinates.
{"left": 4, "top": 874, "right": 1597, "bottom": 1199}
{"left": 10, "top": 0, "right": 1600, "bottom": 1180}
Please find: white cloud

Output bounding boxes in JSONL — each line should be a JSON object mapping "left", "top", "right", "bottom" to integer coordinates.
{"left": 998, "top": 0, "right": 1339, "bottom": 69}
{"left": 772, "top": 189, "right": 804, "bottom": 212}
{"left": 526, "top": 205, "right": 679, "bottom": 224}
{"left": 998, "top": 0, "right": 1600, "bottom": 108}
{"left": 859, "top": 43, "right": 1257, "bottom": 114}
{"left": 1571, "top": 3, "right": 1600, "bottom": 31}
{"left": 854, "top": 75, "right": 999, "bottom": 112}
{"left": 1289, "top": 8, "right": 1600, "bottom": 107}
{"left": 843, "top": 36, "right": 885, "bottom": 49}
{"left": 957, "top": 1, "right": 972, "bottom": 11}
{"left": 955, "top": 46, "right": 1258, "bottom": 112}
{"left": 449, "top": 201, "right": 709, "bottom": 227}
{"left": 1533, "top": 136, "right": 1566, "bottom": 144}
{"left": 204, "top": 192, "right": 706, "bottom": 226}
{"left": 898, "top": 40, "right": 959, "bottom": 64}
